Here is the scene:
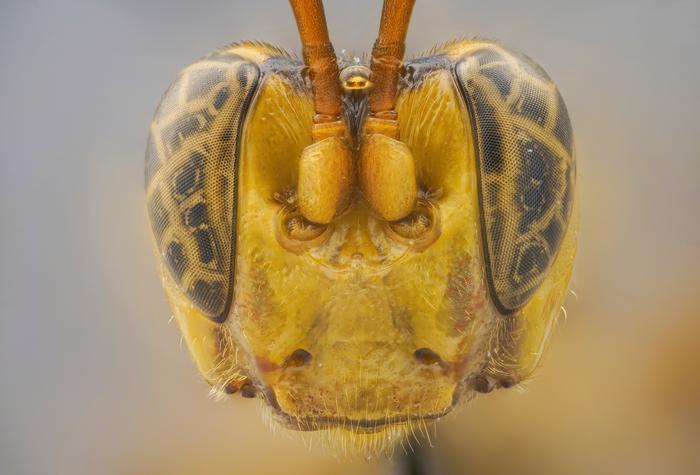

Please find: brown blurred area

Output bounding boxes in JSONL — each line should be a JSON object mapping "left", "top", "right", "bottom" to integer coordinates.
{"left": 1, "top": 1, "right": 698, "bottom": 474}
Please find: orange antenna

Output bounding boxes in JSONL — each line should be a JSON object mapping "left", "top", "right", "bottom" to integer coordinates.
{"left": 360, "top": 0, "right": 417, "bottom": 222}
{"left": 289, "top": 0, "right": 342, "bottom": 125}
{"left": 368, "top": 0, "right": 416, "bottom": 121}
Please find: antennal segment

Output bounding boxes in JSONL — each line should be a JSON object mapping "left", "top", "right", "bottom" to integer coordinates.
{"left": 368, "top": 0, "right": 416, "bottom": 123}
{"left": 289, "top": 0, "right": 353, "bottom": 225}
{"left": 289, "top": 0, "right": 343, "bottom": 129}
{"left": 359, "top": 0, "right": 418, "bottom": 222}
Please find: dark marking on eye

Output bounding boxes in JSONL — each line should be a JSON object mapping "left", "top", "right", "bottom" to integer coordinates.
{"left": 193, "top": 228, "right": 215, "bottom": 264}
{"left": 414, "top": 348, "right": 442, "bottom": 365}
{"left": 486, "top": 181, "right": 501, "bottom": 208}
{"left": 516, "top": 137, "right": 560, "bottom": 232}
{"left": 184, "top": 202, "right": 208, "bottom": 228}
{"left": 514, "top": 51, "right": 551, "bottom": 82}
{"left": 148, "top": 191, "right": 169, "bottom": 243}
{"left": 480, "top": 64, "right": 513, "bottom": 97}
{"left": 166, "top": 241, "right": 187, "bottom": 282}
{"left": 542, "top": 219, "right": 563, "bottom": 252}
{"left": 474, "top": 98, "right": 504, "bottom": 174}
{"left": 512, "top": 242, "right": 549, "bottom": 285}
{"left": 213, "top": 86, "right": 230, "bottom": 110}
{"left": 488, "top": 209, "right": 506, "bottom": 269}
{"left": 220, "top": 123, "right": 234, "bottom": 143}
{"left": 455, "top": 46, "right": 573, "bottom": 315}
{"left": 188, "top": 279, "right": 225, "bottom": 319}
{"left": 561, "top": 164, "right": 573, "bottom": 217}
{"left": 162, "top": 114, "right": 203, "bottom": 156}
{"left": 513, "top": 81, "right": 548, "bottom": 126}
{"left": 187, "top": 67, "right": 225, "bottom": 100}
{"left": 553, "top": 90, "right": 574, "bottom": 155}
{"left": 238, "top": 63, "right": 256, "bottom": 88}
{"left": 284, "top": 349, "right": 312, "bottom": 368}
{"left": 173, "top": 151, "right": 205, "bottom": 201}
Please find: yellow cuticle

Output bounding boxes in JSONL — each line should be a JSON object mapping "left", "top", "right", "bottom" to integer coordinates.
{"left": 364, "top": 116, "right": 400, "bottom": 139}
{"left": 359, "top": 133, "right": 417, "bottom": 222}
{"left": 311, "top": 119, "right": 346, "bottom": 142}
{"left": 297, "top": 135, "right": 354, "bottom": 224}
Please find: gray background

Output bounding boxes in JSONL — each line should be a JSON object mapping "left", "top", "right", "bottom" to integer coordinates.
{"left": 1, "top": 1, "right": 699, "bottom": 474}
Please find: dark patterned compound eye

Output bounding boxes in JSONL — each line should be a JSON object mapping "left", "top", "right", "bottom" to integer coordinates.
{"left": 145, "top": 48, "right": 262, "bottom": 323}
{"left": 453, "top": 44, "right": 575, "bottom": 314}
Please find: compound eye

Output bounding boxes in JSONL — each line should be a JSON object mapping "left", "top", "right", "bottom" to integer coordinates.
{"left": 386, "top": 200, "right": 440, "bottom": 250}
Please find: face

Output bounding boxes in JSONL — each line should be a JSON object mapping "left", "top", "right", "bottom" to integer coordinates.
{"left": 147, "top": 39, "right": 576, "bottom": 452}
{"left": 232, "top": 69, "right": 489, "bottom": 437}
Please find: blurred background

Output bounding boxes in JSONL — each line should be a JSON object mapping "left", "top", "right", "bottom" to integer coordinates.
{"left": 1, "top": 0, "right": 699, "bottom": 474}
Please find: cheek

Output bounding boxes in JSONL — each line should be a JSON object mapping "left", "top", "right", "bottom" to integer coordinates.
{"left": 445, "top": 254, "right": 487, "bottom": 330}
